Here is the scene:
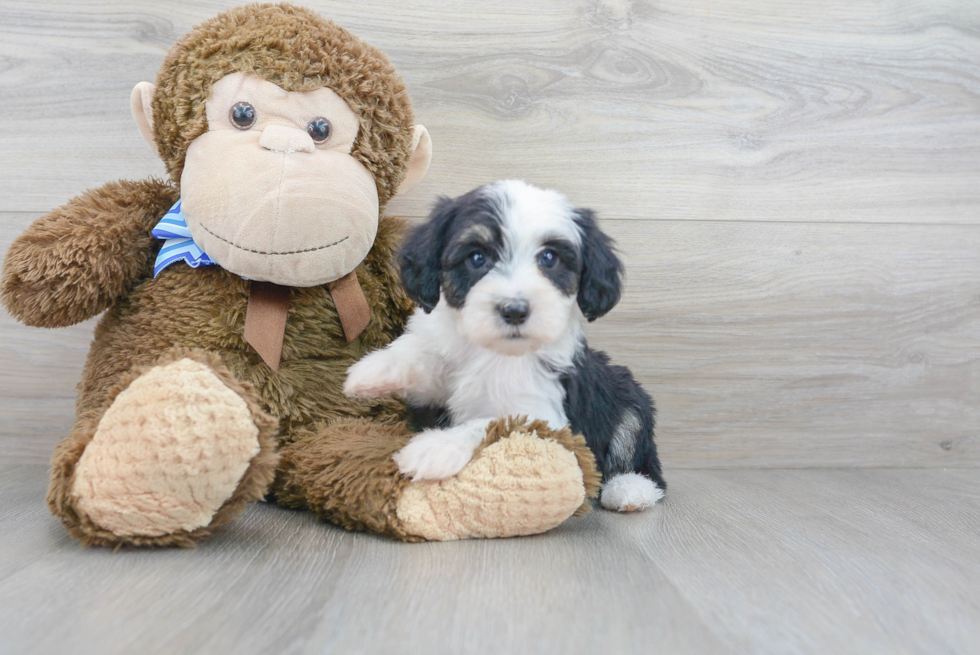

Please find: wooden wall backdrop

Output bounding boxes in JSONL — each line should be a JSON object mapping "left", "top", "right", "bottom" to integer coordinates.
{"left": 0, "top": 0, "right": 978, "bottom": 467}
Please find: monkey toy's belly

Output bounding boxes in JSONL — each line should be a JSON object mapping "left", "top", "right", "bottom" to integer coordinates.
{"left": 75, "top": 265, "right": 405, "bottom": 437}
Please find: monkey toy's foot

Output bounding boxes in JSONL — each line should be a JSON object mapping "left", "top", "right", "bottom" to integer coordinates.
{"left": 63, "top": 351, "right": 278, "bottom": 547}
{"left": 395, "top": 418, "right": 602, "bottom": 541}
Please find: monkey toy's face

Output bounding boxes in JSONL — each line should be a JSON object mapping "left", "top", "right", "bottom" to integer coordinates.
{"left": 133, "top": 72, "right": 430, "bottom": 288}
{"left": 182, "top": 73, "right": 376, "bottom": 287}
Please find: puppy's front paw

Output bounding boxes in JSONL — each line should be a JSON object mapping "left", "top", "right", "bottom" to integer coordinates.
{"left": 344, "top": 355, "right": 420, "bottom": 399}
{"left": 393, "top": 431, "right": 478, "bottom": 481}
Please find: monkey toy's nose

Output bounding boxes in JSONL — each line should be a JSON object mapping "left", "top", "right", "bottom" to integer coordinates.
{"left": 258, "top": 124, "right": 316, "bottom": 154}
{"left": 498, "top": 301, "right": 530, "bottom": 326}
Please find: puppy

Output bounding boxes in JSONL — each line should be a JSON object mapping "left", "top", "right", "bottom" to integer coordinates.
{"left": 345, "top": 180, "right": 665, "bottom": 511}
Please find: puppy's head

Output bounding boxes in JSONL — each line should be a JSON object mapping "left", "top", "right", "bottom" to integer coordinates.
{"left": 400, "top": 180, "right": 623, "bottom": 355}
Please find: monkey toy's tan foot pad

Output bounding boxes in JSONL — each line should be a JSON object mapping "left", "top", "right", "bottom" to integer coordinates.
{"left": 70, "top": 354, "right": 278, "bottom": 543}
{"left": 396, "top": 418, "right": 601, "bottom": 541}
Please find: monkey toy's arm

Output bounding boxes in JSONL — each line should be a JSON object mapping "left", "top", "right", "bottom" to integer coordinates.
{"left": 1, "top": 178, "right": 178, "bottom": 328}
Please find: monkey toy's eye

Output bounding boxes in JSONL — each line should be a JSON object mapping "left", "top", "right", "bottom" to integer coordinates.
{"left": 230, "top": 102, "right": 257, "bottom": 130}
{"left": 538, "top": 249, "right": 558, "bottom": 269}
{"left": 307, "top": 117, "right": 331, "bottom": 143}
{"left": 466, "top": 251, "right": 487, "bottom": 270}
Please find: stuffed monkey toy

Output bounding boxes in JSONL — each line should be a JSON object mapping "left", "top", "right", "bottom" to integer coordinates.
{"left": 1, "top": 4, "right": 599, "bottom": 547}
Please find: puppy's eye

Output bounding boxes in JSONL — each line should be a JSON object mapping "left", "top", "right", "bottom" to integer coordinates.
{"left": 538, "top": 249, "right": 558, "bottom": 269}
{"left": 466, "top": 251, "right": 487, "bottom": 270}
{"left": 307, "top": 117, "right": 331, "bottom": 143}
{"left": 230, "top": 102, "right": 257, "bottom": 130}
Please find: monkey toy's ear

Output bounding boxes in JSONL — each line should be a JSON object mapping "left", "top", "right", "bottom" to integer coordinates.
{"left": 395, "top": 125, "right": 432, "bottom": 196}
{"left": 398, "top": 195, "right": 455, "bottom": 313}
{"left": 574, "top": 208, "right": 624, "bottom": 322}
{"left": 130, "top": 82, "right": 157, "bottom": 151}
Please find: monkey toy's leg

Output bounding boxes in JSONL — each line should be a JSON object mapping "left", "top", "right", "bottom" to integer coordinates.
{"left": 47, "top": 348, "right": 279, "bottom": 548}
{"left": 274, "top": 417, "right": 602, "bottom": 541}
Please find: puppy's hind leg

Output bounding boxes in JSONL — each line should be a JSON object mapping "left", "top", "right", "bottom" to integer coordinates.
{"left": 600, "top": 408, "right": 666, "bottom": 512}
{"left": 600, "top": 472, "right": 665, "bottom": 512}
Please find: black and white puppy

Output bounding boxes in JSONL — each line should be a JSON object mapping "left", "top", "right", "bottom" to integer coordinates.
{"left": 344, "top": 180, "right": 665, "bottom": 511}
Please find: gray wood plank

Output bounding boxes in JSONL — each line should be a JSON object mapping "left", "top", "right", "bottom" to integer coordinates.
{"left": 0, "top": 0, "right": 978, "bottom": 223}
{"left": 3, "top": 214, "right": 977, "bottom": 468}
{"left": 0, "top": 461, "right": 75, "bottom": 583}
{"left": 1, "top": 465, "right": 977, "bottom": 654}
{"left": 296, "top": 518, "right": 728, "bottom": 655}
{"left": 632, "top": 469, "right": 980, "bottom": 655}
{"left": 0, "top": 464, "right": 731, "bottom": 655}
{"left": 589, "top": 219, "right": 980, "bottom": 468}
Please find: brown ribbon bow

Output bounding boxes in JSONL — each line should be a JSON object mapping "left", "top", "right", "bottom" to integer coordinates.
{"left": 243, "top": 270, "right": 371, "bottom": 372}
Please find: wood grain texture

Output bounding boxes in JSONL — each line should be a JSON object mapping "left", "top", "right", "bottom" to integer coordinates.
{"left": 629, "top": 468, "right": 980, "bottom": 655}
{"left": 0, "top": 2, "right": 978, "bottom": 467}
{"left": 0, "top": 463, "right": 977, "bottom": 655}
{"left": 3, "top": 214, "right": 977, "bottom": 467}
{"left": 593, "top": 219, "right": 980, "bottom": 467}
{"left": 0, "top": 0, "right": 979, "bottom": 222}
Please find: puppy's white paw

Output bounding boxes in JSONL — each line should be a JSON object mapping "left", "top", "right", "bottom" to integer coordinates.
{"left": 600, "top": 473, "right": 664, "bottom": 512}
{"left": 344, "top": 354, "right": 420, "bottom": 399}
{"left": 394, "top": 427, "right": 484, "bottom": 481}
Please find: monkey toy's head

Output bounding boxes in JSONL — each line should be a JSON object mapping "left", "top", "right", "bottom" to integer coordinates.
{"left": 131, "top": 3, "right": 431, "bottom": 287}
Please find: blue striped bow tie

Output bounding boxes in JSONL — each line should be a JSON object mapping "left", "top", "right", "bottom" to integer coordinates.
{"left": 151, "top": 201, "right": 216, "bottom": 277}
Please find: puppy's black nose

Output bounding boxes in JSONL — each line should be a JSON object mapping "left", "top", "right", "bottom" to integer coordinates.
{"left": 498, "top": 301, "right": 529, "bottom": 326}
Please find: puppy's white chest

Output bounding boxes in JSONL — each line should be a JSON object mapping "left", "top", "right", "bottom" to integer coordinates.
{"left": 445, "top": 351, "right": 568, "bottom": 428}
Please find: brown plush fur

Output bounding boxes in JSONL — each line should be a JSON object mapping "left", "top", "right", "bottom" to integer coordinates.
{"left": 274, "top": 417, "right": 419, "bottom": 540}
{"left": 73, "top": 211, "right": 414, "bottom": 433}
{"left": 0, "top": 179, "right": 179, "bottom": 328}
{"left": 152, "top": 3, "right": 416, "bottom": 205}
{"left": 37, "top": 208, "right": 413, "bottom": 546}
{"left": 48, "top": 348, "right": 280, "bottom": 548}
{"left": 1, "top": 3, "right": 596, "bottom": 546}
{"left": 274, "top": 416, "right": 601, "bottom": 542}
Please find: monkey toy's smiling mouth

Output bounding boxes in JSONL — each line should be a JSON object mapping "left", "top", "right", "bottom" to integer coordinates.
{"left": 198, "top": 223, "right": 350, "bottom": 257}
{"left": 181, "top": 131, "right": 381, "bottom": 288}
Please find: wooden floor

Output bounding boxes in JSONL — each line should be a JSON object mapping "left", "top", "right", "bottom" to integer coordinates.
{"left": 1, "top": 1, "right": 979, "bottom": 654}
{"left": 0, "top": 462, "right": 976, "bottom": 655}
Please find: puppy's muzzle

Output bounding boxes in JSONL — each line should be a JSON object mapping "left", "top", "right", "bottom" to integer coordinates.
{"left": 498, "top": 300, "right": 530, "bottom": 326}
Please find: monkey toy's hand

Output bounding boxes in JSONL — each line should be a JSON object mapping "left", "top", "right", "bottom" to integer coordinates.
{"left": 344, "top": 349, "right": 424, "bottom": 399}
{"left": 1, "top": 179, "right": 178, "bottom": 328}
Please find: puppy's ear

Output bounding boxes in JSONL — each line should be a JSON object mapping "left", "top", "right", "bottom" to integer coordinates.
{"left": 574, "top": 209, "right": 623, "bottom": 321}
{"left": 399, "top": 196, "right": 455, "bottom": 313}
